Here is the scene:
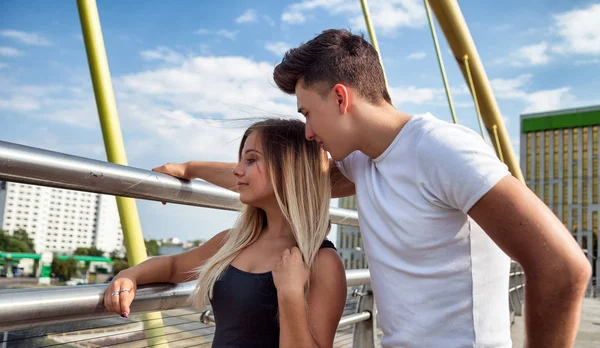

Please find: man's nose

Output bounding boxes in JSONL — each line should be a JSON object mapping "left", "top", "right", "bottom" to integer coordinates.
{"left": 305, "top": 123, "right": 315, "bottom": 141}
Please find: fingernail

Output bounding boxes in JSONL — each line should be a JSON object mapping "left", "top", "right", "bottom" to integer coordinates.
{"left": 121, "top": 312, "right": 129, "bottom": 318}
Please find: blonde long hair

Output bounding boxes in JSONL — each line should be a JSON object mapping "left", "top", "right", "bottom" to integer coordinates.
{"left": 192, "top": 119, "right": 331, "bottom": 308}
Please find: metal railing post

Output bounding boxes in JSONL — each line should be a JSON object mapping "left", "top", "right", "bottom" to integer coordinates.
{"left": 352, "top": 284, "right": 377, "bottom": 347}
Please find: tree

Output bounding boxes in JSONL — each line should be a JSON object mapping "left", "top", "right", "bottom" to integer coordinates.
{"left": 73, "top": 247, "right": 104, "bottom": 257}
{"left": 191, "top": 239, "right": 206, "bottom": 247}
{"left": 109, "top": 250, "right": 126, "bottom": 260}
{"left": 12, "top": 229, "right": 35, "bottom": 252}
{"left": 145, "top": 240, "right": 159, "bottom": 256}
{"left": 51, "top": 258, "right": 78, "bottom": 282}
{"left": 0, "top": 229, "right": 35, "bottom": 253}
{"left": 112, "top": 259, "right": 130, "bottom": 274}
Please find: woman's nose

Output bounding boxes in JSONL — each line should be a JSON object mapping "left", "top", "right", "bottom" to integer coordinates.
{"left": 233, "top": 163, "right": 243, "bottom": 177}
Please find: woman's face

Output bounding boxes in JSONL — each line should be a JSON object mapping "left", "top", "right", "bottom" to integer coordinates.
{"left": 233, "top": 131, "right": 275, "bottom": 206}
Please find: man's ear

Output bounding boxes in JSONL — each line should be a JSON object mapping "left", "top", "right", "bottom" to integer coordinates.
{"left": 333, "top": 84, "right": 350, "bottom": 114}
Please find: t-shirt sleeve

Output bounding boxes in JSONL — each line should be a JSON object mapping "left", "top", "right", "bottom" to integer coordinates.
{"left": 417, "top": 125, "right": 511, "bottom": 214}
{"left": 335, "top": 150, "right": 360, "bottom": 183}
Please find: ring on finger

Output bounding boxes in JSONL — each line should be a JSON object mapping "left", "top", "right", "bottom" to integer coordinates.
{"left": 119, "top": 288, "right": 130, "bottom": 293}
{"left": 111, "top": 291, "right": 120, "bottom": 296}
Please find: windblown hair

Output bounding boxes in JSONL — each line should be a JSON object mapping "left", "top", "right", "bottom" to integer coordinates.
{"left": 192, "top": 119, "right": 331, "bottom": 308}
{"left": 273, "top": 29, "right": 391, "bottom": 105}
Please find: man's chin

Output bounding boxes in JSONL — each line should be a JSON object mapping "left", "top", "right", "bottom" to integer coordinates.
{"left": 330, "top": 150, "right": 351, "bottom": 162}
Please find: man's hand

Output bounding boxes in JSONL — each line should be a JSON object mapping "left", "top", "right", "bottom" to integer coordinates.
{"left": 272, "top": 247, "right": 310, "bottom": 299}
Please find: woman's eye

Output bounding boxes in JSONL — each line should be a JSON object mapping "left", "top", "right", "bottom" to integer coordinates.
{"left": 246, "top": 158, "right": 256, "bottom": 164}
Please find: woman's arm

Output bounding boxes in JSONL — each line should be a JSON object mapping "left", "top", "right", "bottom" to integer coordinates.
{"left": 274, "top": 247, "right": 347, "bottom": 348}
{"left": 152, "top": 160, "right": 355, "bottom": 198}
{"left": 103, "top": 230, "right": 229, "bottom": 317}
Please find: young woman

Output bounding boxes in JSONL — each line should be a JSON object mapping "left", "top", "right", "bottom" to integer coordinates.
{"left": 103, "top": 119, "right": 347, "bottom": 348}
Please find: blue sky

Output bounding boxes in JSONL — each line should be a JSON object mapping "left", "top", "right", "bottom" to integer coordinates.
{"left": 1, "top": 0, "right": 599, "bottom": 243}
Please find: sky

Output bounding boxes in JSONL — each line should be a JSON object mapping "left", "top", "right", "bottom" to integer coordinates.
{"left": 1, "top": 0, "right": 599, "bottom": 243}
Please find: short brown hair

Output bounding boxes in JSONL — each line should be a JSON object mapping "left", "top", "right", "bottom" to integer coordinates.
{"left": 273, "top": 29, "right": 391, "bottom": 105}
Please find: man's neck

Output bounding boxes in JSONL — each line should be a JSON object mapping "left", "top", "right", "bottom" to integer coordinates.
{"left": 352, "top": 103, "right": 412, "bottom": 159}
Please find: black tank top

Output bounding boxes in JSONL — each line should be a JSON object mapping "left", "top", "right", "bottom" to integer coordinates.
{"left": 210, "top": 239, "right": 337, "bottom": 347}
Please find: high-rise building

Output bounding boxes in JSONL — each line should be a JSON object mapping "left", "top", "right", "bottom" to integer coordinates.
{"left": 337, "top": 195, "right": 367, "bottom": 270}
{"left": 0, "top": 181, "right": 123, "bottom": 254}
{"left": 520, "top": 105, "right": 600, "bottom": 292}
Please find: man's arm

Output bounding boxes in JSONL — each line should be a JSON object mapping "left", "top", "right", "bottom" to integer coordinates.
{"left": 329, "top": 158, "right": 355, "bottom": 198}
{"left": 468, "top": 175, "right": 592, "bottom": 348}
{"left": 153, "top": 159, "right": 356, "bottom": 198}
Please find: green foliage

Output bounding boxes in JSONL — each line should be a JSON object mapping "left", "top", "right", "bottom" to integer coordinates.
{"left": 0, "top": 229, "right": 35, "bottom": 253}
{"left": 73, "top": 247, "right": 104, "bottom": 257}
{"left": 145, "top": 239, "right": 159, "bottom": 256}
{"left": 112, "top": 259, "right": 130, "bottom": 275}
{"left": 51, "top": 258, "right": 78, "bottom": 282}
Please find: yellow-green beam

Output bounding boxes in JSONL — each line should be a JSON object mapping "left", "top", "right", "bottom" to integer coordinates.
{"left": 428, "top": 0, "right": 524, "bottom": 183}
{"left": 77, "top": 0, "right": 148, "bottom": 266}
{"left": 360, "top": 0, "right": 390, "bottom": 93}
{"left": 77, "top": 2, "right": 168, "bottom": 346}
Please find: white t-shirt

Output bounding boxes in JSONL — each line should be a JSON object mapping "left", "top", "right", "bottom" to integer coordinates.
{"left": 336, "top": 113, "right": 512, "bottom": 347}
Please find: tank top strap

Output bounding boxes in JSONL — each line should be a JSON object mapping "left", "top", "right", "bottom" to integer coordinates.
{"left": 319, "top": 239, "right": 336, "bottom": 250}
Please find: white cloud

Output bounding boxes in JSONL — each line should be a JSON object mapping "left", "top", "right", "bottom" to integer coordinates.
{"left": 0, "top": 30, "right": 52, "bottom": 46}
{"left": 282, "top": 11, "right": 307, "bottom": 24}
{"left": 575, "top": 58, "right": 600, "bottom": 66}
{"left": 236, "top": 9, "right": 258, "bottom": 23}
{"left": 496, "top": 42, "right": 551, "bottom": 67}
{"left": 265, "top": 41, "right": 290, "bottom": 56}
{"left": 389, "top": 86, "right": 439, "bottom": 105}
{"left": 195, "top": 28, "right": 239, "bottom": 40}
{"left": 117, "top": 53, "right": 297, "bottom": 128}
{"left": 490, "top": 74, "right": 532, "bottom": 99}
{"left": 552, "top": 3, "right": 600, "bottom": 55}
{"left": 0, "top": 78, "right": 99, "bottom": 128}
{"left": 0, "top": 46, "right": 23, "bottom": 57}
{"left": 281, "top": 0, "right": 425, "bottom": 35}
{"left": 0, "top": 95, "right": 41, "bottom": 111}
{"left": 523, "top": 88, "right": 575, "bottom": 113}
{"left": 141, "top": 46, "right": 184, "bottom": 64}
{"left": 348, "top": 0, "right": 426, "bottom": 35}
{"left": 406, "top": 51, "right": 426, "bottom": 60}
{"left": 490, "top": 74, "right": 579, "bottom": 113}
{"left": 512, "top": 42, "right": 551, "bottom": 66}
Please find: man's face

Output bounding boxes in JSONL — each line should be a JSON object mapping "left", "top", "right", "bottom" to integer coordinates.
{"left": 295, "top": 81, "right": 354, "bottom": 161}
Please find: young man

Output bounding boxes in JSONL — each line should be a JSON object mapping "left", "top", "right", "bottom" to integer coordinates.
{"left": 154, "top": 29, "right": 591, "bottom": 347}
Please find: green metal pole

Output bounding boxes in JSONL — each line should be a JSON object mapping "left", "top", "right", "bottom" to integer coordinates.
{"left": 77, "top": 2, "right": 168, "bottom": 346}
{"left": 76, "top": 0, "right": 147, "bottom": 267}
{"left": 423, "top": 0, "right": 458, "bottom": 124}
{"left": 463, "top": 55, "right": 486, "bottom": 138}
{"left": 359, "top": 0, "right": 390, "bottom": 93}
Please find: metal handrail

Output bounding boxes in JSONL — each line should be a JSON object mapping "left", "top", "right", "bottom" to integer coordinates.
{"left": 0, "top": 269, "right": 371, "bottom": 331}
{"left": 0, "top": 140, "right": 359, "bottom": 227}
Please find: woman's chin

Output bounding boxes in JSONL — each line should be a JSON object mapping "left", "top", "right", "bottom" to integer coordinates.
{"left": 239, "top": 195, "right": 255, "bottom": 206}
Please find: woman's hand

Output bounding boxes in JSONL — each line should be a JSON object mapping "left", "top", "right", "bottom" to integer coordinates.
{"left": 152, "top": 162, "right": 189, "bottom": 204}
{"left": 103, "top": 272, "right": 138, "bottom": 318}
{"left": 272, "top": 247, "right": 310, "bottom": 299}
{"left": 152, "top": 162, "right": 188, "bottom": 179}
